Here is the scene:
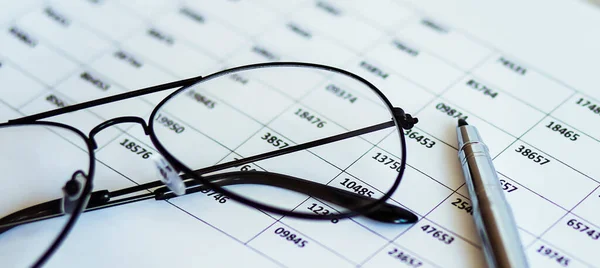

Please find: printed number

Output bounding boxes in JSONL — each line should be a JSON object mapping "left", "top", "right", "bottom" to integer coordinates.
{"left": 306, "top": 203, "right": 340, "bottom": 224}
{"left": 466, "top": 79, "right": 498, "bottom": 98}
{"left": 514, "top": 145, "right": 550, "bottom": 165}
{"left": 372, "top": 152, "right": 402, "bottom": 172}
{"left": 435, "top": 103, "right": 468, "bottom": 120}
{"left": 155, "top": 113, "right": 185, "bottom": 133}
{"left": 274, "top": 227, "right": 308, "bottom": 248}
{"left": 404, "top": 129, "right": 435, "bottom": 148}
{"left": 420, "top": 225, "right": 455, "bottom": 244}
{"left": 387, "top": 248, "right": 423, "bottom": 267}
{"left": 545, "top": 121, "right": 580, "bottom": 141}
{"left": 295, "top": 108, "right": 327, "bottom": 128}
{"left": 239, "top": 164, "right": 256, "bottom": 171}
{"left": 233, "top": 158, "right": 258, "bottom": 172}
{"left": 537, "top": 245, "right": 570, "bottom": 266}
{"left": 499, "top": 179, "right": 518, "bottom": 193}
{"left": 119, "top": 139, "right": 153, "bottom": 159}
{"left": 306, "top": 203, "right": 332, "bottom": 216}
{"left": 340, "top": 178, "right": 375, "bottom": 197}
{"left": 566, "top": 219, "right": 600, "bottom": 240}
{"left": 451, "top": 198, "right": 473, "bottom": 215}
{"left": 576, "top": 97, "right": 600, "bottom": 115}
{"left": 325, "top": 84, "right": 358, "bottom": 103}
{"left": 261, "top": 132, "right": 290, "bottom": 149}
{"left": 46, "top": 94, "right": 67, "bottom": 108}
{"left": 198, "top": 188, "right": 229, "bottom": 203}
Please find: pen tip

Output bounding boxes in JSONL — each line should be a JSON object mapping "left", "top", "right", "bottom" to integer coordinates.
{"left": 458, "top": 119, "right": 468, "bottom": 127}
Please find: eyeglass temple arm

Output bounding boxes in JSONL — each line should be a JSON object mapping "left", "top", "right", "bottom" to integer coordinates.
{"left": 0, "top": 171, "right": 418, "bottom": 234}
{"left": 9, "top": 75, "right": 204, "bottom": 123}
{"left": 0, "top": 187, "right": 156, "bottom": 235}
{"left": 189, "top": 112, "right": 416, "bottom": 177}
{"left": 158, "top": 171, "right": 418, "bottom": 224}
{"left": 1, "top": 110, "right": 418, "bottom": 232}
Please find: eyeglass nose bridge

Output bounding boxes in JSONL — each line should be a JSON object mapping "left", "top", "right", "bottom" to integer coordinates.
{"left": 88, "top": 116, "right": 150, "bottom": 149}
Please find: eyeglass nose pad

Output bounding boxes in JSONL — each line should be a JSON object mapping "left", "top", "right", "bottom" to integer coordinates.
{"left": 62, "top": 170, "right": 89, "bottom": 215}
{"left": 153, "top": 155, "right": 186, "bottom": 196}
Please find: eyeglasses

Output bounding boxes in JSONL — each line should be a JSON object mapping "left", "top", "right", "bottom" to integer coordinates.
{"left": 0, "top": 62, "right": 419, "bottom": 267}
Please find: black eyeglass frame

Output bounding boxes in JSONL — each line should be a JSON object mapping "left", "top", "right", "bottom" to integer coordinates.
{"left": 0, "top": 62, "right": 418, "bottom": 267}
{"left": 0, "top": 121, "right": 97, "bottom": 268}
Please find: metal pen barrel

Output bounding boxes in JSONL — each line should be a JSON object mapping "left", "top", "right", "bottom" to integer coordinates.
{"left": 457, "top": 121, "right": 529, "bottom": 268}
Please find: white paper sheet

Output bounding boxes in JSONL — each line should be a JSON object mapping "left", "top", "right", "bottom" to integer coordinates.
{"left": 0, "top": 0, "right": 599, "bottom": 267}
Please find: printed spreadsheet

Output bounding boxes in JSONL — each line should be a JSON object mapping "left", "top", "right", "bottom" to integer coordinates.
{"left": 0, "top": 0, "right": 599, "bottom": 267}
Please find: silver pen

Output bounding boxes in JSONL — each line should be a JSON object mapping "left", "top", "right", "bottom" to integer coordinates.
{"left": 456, "top": 119, "right": 529, "bottom": 268}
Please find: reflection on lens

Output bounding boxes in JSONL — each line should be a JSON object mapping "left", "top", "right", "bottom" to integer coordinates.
{"left": 0, "top": 124, "right": 91, "bottom": 267}
{"left": 153, "top": 64, "right": 405, "bottom": 218}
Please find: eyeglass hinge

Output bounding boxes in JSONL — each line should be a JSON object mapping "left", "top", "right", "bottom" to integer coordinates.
{"left": 392, "top": 107, "right": 418, "bottom": 130}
